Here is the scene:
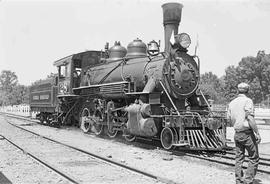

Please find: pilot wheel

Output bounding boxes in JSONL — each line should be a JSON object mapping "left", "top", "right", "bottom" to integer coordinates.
{"left": 160, "top": 127, "right": 174, "bottom": 150}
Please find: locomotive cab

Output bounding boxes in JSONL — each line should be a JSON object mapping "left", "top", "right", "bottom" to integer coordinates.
{"left": 53, "top": 50, "right": 106, "bottom": 97}
{"left": 53, "top": 55, "right": 81, "bottom": 125}
{"left": 54, "top": 55, "right": 74, "bottom": 96}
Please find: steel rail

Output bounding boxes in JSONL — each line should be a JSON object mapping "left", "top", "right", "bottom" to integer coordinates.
{"left": 3, "top": 113, "right": 270, "bottom": 175}
{"left": 225, "top": 150, "right": 270, "bottom": 162}
{"left": 211, "top": 152, "right": 270, "bottom": 167}
{"left": 2, "top": 115, "right": 182, "bottom": 184}
{"left": 0, "top": 134, "right": 80, "bottom": 184}
{"left": 171, "top": 150, "right": 270, "bottom": 175}
{"left": 218, "top": 151, "right": 270, "bottom": 163}
{"left": 126, "top": 137, "right": 270, "bottom": 175}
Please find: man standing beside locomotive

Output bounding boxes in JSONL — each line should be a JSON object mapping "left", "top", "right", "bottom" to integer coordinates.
{"left": 227, "top": 82, "right": 261, "bottom": 184}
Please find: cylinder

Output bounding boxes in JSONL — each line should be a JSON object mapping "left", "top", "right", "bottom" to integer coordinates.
{"left": 162, "top": 3, "right": 183, "bottom": 52}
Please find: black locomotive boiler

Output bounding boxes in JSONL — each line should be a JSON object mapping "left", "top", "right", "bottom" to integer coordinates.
{"left": 29, "top": 3, "right": 227, "bottom": 150}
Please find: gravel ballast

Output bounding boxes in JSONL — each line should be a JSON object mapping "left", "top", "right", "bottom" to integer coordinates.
{"left": 1, "top": 115, "right": 270, "bottom": 184}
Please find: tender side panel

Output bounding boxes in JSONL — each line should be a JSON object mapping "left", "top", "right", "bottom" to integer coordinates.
{"left": 29, "top": 79, "right": 58, "bottom": 112}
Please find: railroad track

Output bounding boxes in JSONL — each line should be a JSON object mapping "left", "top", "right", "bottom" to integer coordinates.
{"left": 171, "top": 149, "right": 270, "bottom": 175}
{"left": 134, "top": 139, "right": 270, "bottom": 175}
{"left": 225, "top": 150, "right": 270, "bottom": 161}
{"left": 2, "top": 113, "right": 270, "bottom": 176}
{"left": 0, "top": 134, "right": 79, "bottom": 184}
{"left": 0, "top": 114, "right": 180, "bottom": 184}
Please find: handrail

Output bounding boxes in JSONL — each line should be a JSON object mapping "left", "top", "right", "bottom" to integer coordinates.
{"left": 159, "top": 81, "right": 180, "bottom": 116}
{"left": 199, "top": 89, "right": 213, "bottom": 115}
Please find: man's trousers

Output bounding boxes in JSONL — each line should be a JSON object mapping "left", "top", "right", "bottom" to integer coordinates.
{"left": 234, "top": 130, "right": 259, "bottom": 184}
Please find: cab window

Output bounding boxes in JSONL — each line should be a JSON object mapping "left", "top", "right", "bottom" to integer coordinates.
{"left": 59, "top": 66, "right": 66, "bottom": 78}
{"left": 58, "top": 64, "right": 71, "bottom": 79}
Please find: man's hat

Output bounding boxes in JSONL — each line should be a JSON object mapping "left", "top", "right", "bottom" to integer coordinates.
{"left": 238, "top": 82, "right": 250, "bottom": 93}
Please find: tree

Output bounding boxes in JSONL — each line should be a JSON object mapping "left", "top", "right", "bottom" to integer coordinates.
{"left": 0, "top": 70, "right": 29, "bottom": 105}
{"left": 0, "top": 70, "right": 18, "bottom": 105}
{"left": 46, "top": 72, "right": 57, "bottom": 79}
{"left": 10, "top": 85, "right": 30, "bottom": 105}
{"left": 0, "top": 70, "right": 18, "bottom": 93}
{"left": 223, "top": 51, "right": 270, "bottom": 104}
{"left": 223, "top": 65, "right": 240, "bottom": 100}
{"left": 199, "top": 72, "right": 226, "bottom": 104}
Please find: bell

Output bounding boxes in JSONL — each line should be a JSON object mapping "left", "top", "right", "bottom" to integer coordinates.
{"left": 147, "top": 40, "right": 160, "bottom": 56}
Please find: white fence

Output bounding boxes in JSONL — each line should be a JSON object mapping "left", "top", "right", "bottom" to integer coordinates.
{"left": 0, "top": 105, "right": 38, "bottom": 118}
{"left": 254, "top": 108, "right": 270, "bottom": 122}
{"left": 212, "top": 104, "right": 270, "bottom": 120}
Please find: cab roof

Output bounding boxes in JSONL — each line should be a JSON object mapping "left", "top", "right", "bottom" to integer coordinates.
{"left": 53, "top": 55, "right": 73, "bottom": 67}
{"left": 53, "top": 50, "right": 104, "bottom": 67}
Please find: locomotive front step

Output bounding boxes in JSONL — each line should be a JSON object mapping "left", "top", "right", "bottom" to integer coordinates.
{"left": 172, "top": 143, "right": 189, "bottom": 147}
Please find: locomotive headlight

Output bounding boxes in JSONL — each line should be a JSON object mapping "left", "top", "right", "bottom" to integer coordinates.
{"left": 175, "top": 33, "right": 191, "bottom": 48}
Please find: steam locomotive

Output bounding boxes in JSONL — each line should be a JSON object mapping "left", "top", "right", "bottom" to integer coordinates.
{"left": 30, "top": 3, "right": 227, "bottom": 150}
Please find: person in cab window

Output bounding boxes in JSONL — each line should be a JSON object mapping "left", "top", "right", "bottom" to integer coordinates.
{"left": 73, "top": 70, "right": 80, "bottom": 88}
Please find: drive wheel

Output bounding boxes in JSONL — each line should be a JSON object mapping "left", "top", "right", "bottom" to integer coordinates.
{"left": 107, "top": 119, "right": 118, "bottom": 138}
{"left": 160, "top": 127, "right": 174, "bottom": 150}
{"left": 90, "top": 99, "right": 105, "bottom": 135}
{"left": 106, "top": 101, "right": 118, "bottom": 138}
{"left": 124, "top": 134, "right": 136, "bottom": 142}
{"left": 93, "top": 123, "right": 103, "bottom": 135}
{"left": 107, "top": 128, "right": 118, "bottom": 138}
{"left": 91, "top": 115, "right": 104, "bottom": 136}
{"left": 80, "top": 108, "right": 91, "bottom": 133}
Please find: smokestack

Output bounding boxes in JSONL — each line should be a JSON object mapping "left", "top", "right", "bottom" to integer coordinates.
{"left": 162, "top": 3, "right": 183, "bottom": 52}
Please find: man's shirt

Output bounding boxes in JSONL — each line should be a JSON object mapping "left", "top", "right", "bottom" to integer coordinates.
{"left": 227, "top": 94, "right": 254, "bottom": 132}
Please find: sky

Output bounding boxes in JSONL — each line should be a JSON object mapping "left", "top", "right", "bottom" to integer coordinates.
{"left": 0, "top": 0, "right": 270, "bottom": 85}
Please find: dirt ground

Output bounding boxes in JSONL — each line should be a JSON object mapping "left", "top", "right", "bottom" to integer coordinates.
{"left": 1, "top": 116, "right": 270, "bottom": 184}
{"left": 0, "top": 138, "right": 71, "bottom": 184}
{"left": 0, "top": 117, "right": 161, "bottom": 184}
